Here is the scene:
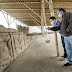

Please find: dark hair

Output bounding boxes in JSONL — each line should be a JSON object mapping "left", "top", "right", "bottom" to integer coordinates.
{"left": 58, "top": 8, "right": 66, "bottom": 12}
{"left": 49, "top": 16, "right": 56, "bottom": 20}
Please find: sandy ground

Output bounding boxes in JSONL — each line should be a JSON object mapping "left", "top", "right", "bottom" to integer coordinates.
{"left": 3, "top": 34, "right": 72, "bottom": 72}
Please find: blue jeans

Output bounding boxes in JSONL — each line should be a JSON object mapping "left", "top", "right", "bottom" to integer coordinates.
{"left": 64, "top": 35, "right": 72, "bottom": 64}
{"left": 61, "top": 36, "right": 67, "bottom": 58}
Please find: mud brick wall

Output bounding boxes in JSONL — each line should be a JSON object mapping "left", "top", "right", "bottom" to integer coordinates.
{"left": 0, "top": 25, "right": 38, "bottom": 72}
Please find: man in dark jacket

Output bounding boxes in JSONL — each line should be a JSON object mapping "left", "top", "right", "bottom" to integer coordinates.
{"left": 47, "top": 8, "right": 72, "bottom": 66}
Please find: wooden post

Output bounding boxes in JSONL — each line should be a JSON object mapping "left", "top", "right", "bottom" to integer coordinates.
{"left": 43, "top": 0, "right": 49, "bottom": 40}
{"left": 41, "top": 0, "right": 45, "bottom": 37}
{"left": 49, "top": 0, "right": 59, "bottom": 56}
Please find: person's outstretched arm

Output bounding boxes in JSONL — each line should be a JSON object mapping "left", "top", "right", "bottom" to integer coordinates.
{"left": 46, "top": 22, "right": 61, "bottom": 31}
{"left": 51, "top": 25, "right": 60, "bottom": 31}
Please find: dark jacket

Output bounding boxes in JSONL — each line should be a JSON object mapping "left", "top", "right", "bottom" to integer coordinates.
{"left": 51, "top": 12, "right": 72, "bottom": 37}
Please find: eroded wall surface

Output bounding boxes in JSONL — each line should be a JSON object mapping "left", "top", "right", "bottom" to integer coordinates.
{"left": 0, "top": 25, "right": 38, "bottom": 72}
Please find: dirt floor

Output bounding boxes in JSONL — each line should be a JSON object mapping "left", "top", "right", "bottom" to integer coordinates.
{"left": 3, "top": 34, "right": 72, "bottom": 72}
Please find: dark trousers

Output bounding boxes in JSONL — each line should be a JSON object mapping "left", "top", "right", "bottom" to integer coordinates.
{"left": 61, "top": 36, "right": 67, "bottom": 58}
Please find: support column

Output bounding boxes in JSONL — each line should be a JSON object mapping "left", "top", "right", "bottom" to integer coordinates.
{"left": 49, "top": 0, "right": 59, "bottom": 56}
{"left": 41, "top": 0, "right": 45, "bottom": 37}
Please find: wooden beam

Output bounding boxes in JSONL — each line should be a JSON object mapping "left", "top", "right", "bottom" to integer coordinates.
{"left": 3, "top": 7, "right": 72, "bottom": 11}
{"left": 17, "top": 18, "right": 61, "bottom": 21}
{"left": 18, "top": 19, "right": 33, "bottom": 21}
{"left": 43, "top": 0, "right": 47, "bottom": 26}
{"left": 3, "top": 9, "right": 41, "bottom": 10}
{"left": 44, "top": 0, "right": 49, "bottom": 4}
{"left": 0, "top": 2, "right": 40, "bottom": 4}
{"left": 8, "top": 12, "right": 51, "bottom": 14}
{"left": 23, "top": 3, "right": 41, "bottom": 19}
{"left": 16, "top": 18, "right": 39, "bottom": 19}
{"left": 49, "top": 0, "right": 54, "bottom": 16}
{"left": 49, "top": 0, "right": 59, "bottom": 56}
{"left": 32, "top": 19, "right": 40, "bottom": 26}
{"left": 53, "top": 1, "right": 72, "bottom": 3}
{"left": 29, "top": 14, "right": 41, "bottom": 25}
{"left": 43, "top": 0, "right": 50, "bottom": 42}
{"left": 18, "top": 19, "right": 35, "bottom": 20}
{"left": 0, "top": 1, "right": 72, "bottom": 5}
{"left": 45, "top": 1, "right": 72, "bottom": 3}
{"left": 19, "top": 19, "right": 41, "bottom": 23}
{"left": 41, "top": 0, "right": 45, "bottom": 36}
{"left": 43, "top": 0, "right": 47, "bottom": 36}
